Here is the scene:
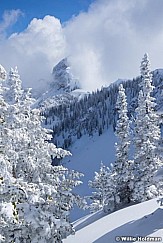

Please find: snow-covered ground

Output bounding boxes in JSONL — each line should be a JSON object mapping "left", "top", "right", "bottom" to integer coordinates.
{"left": 64, "top": 128, "right": 116, "bottom": 192}
{"left": 64, "top": 199, "right": 163, "bottom": 243}
{"left": 63, "top": 128, "right": 116, "bottom": 220}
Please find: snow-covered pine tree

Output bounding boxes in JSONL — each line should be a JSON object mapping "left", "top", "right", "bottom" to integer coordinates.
{"left": 132, "top": 53, "right": 162, "bottom": 202}
{"left": 0, "top": 66, "right": 86, "bottom": 242}
{"left": 4, "top": 66, "right": 23, "bottom": 104}
{"left": 0, "top": 65, "right": 7, "bottom": 81}
{"left": 0, "top": 69, "right": 10, "bottom": 243}
{"left": 113, "top": 84, "right": 133, "bottom": 205}
{"left": 89, "top": 162, "right": 119, "bottom": 213}
{"left": 0, "top": 66, "right": 25, "bottom": 242}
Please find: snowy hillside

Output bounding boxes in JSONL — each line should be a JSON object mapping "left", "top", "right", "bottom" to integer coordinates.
{"left": 64, "top": 199, "right": 163, "bottom": 243}
{"left": 38, "top": 59, "right": 163, "bottom": 221}
{"left": 63, "top": 129, "right": 116, "bottom": 189}
{"left": 41, "top": 65, "right": 163, "bottom": 151}
{"left": 62, "top": 128, "right": 116, "bottom": 220}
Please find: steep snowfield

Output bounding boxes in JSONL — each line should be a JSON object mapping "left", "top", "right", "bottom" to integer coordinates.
{"left": 62, "top": 128, "right": 116, "bottom": 220}
{"left": 63, "top": 128, "right": 116, "bottom": 187}
{"left": 64, "top": 199, "right": 163, "bottom": 243}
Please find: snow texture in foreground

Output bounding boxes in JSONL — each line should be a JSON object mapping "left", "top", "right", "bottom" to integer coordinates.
{"left": 64, "top": 199, "right": 163, "bottom": 243}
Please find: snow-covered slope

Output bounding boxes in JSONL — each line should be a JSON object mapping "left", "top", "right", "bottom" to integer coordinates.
{"left": 41, "top": 67, "right": 163, "bottom": 151}
{"left": 63, "top": 128, "right": 116, "bottom": 196}
{"left": 33, "top": 60, "right": 163, "bottom": 221}
{"left": 64, "top": 199, "right": 163, "bottom": 243}
{"left": 61, "top": 128, "right": 116, "bottom": 221}
{"left": 38, "top": 65, "right": 163, "bottom": 221}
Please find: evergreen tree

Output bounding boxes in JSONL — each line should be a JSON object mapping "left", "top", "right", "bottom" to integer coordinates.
{"left": 0, "top": 66, "right": 86, "bottom": 242}
{"left": 132, "top": 53, "right": 162, "bottom": 202}
{"left": 4, "top": 67, "right": 23, "bottom": 104}
{"left": 0, "top": 65, "right": 7, "bottom": 81}
{"left": 89, "top": 162, "right": 119, "bottom": 213}
{"left": 113, "top": 84, "right": 133, "bottom": 205}
{"left": 0, "top": 66, "right": 22, "bottom": 242}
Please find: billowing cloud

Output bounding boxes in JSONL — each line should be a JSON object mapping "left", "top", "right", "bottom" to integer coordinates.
{"left": 1, "top": 1, "right": 163, "bottom": 92}
{"left": 64, "top": 0, "right": 163, "bottom": 90}
{"left": 0, "top": 15, "right": 66, "bottom": 90}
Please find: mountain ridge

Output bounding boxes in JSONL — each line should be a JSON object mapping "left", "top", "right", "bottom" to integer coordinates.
{"left": 39, "top": 62, "right": 163, "bottom": 151}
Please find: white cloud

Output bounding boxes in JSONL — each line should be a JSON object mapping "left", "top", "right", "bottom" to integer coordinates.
{"left": 0, "top": 9, "right": 23, "bottom": 35}
{"left": 1, "top": 1, "right": 163, "bottom": 92}
{"left": 0, "top": 15, "right": 66, "bottom": 90}
{"left": 64, "top": 0, "right": 163, "bottom": 90}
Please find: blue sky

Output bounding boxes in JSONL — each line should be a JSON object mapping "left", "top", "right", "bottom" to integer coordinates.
{"left": 0, "top": 0, "right": 94, "bottom": 34}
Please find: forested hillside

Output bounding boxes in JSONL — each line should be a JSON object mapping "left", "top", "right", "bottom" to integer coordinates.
{"left": 42, "top": 67, "right": 163, "bottom": 151}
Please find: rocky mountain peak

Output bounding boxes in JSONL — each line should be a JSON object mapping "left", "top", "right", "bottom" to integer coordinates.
{"left": 51, "top": 58, "right": 80, "bottom": 93}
